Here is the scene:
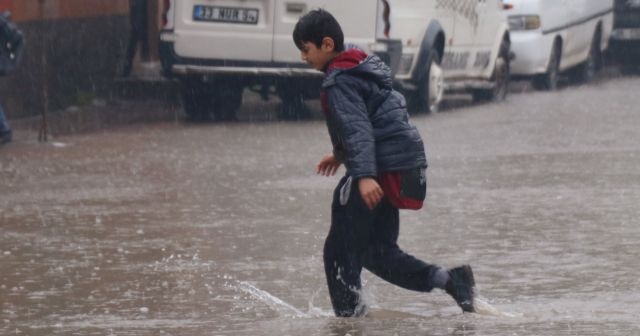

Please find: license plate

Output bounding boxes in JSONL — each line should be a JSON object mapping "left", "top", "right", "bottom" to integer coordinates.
{"left": 194, "top": 5, "right": 259, "bottom": 24}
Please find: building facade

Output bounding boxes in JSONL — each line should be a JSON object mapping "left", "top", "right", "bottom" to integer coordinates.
{"left": 0, "top": 0, "right": 159, "bottom": 121}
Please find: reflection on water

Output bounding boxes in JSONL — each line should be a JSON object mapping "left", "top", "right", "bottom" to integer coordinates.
{"left": 2, "top": 78, "right": 640, "bottom": 335}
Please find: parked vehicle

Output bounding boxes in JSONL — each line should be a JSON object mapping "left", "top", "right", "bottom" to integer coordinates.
{"left": 391, "top": 0, "right": 511, "bottom": 112}
{"left": 609, "top": 0, "right": 640, "bottom": 72}
{"left": 505, "top": 0, "right": 614, "bottom": 90}
{"left": 159, "top": 0, "right": 511, "bottom": 120}
{"left": 159, "top": 0, "right": 399, "bottom": 121}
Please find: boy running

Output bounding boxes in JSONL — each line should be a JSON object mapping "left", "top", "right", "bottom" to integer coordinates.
{"left": 292, "top": 9, "right": 476, "bottom": 317}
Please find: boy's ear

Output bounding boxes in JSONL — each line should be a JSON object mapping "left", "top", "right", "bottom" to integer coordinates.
{"left": 321, "top": 37, "right": 336, "bottom": 52}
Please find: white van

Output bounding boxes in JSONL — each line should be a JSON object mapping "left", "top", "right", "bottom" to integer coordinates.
{"left": 159, "top": 0, "right": 510, "bottom": 120}
{"left": 504, "top": 0, "right": 614, "bottom": 90}
{"left": 160, "top": 0, "right": 396, "bottom": 120}
{"left": 389, "top": 0, "right": 511, "bottom": 111}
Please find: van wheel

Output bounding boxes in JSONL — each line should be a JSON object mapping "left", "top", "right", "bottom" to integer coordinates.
{"left": 279, "top": 93, "right": 306, "bottom": 120}
{"left": 213, "top": 85, "right": 243, "bottom": 121}
{"left": 410, "top": 47, "right": 443, "bottom": 113}
{"left": 181, "top": 80, "right": 243, "bottom": 122}
{"left": 181, "top": 79, "right": 214, "bottom": 122}
{"left": 571, "top": 30, "right": 602, "bottom": 84}
{"left": 533, "top": 41, "right": 561, "bottom": 90}
{"left": 473, "top": 39, "right": 510, "bottom": 102}
{"left": 278, "top": 85, "right": 308, "bottom": 120}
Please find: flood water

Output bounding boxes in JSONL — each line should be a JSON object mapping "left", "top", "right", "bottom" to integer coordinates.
{"left": 2, "top": 76, "right": 640, "bottom": 335}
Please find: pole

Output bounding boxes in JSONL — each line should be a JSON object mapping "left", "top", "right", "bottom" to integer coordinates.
{"left": 37, "top": 0, "right": 48, "bottom": 142}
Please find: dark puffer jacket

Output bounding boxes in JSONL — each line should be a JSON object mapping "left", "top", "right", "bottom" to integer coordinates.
{"left": 321, "top": 49, "right": 427, "bottom": 179}
{"left": 0, "top": 11, "right": 24, "bottom": 76}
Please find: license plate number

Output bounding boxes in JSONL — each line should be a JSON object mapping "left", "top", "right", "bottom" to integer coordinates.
{"left": 194, "top": 5, "right": 259, "bottom": 24}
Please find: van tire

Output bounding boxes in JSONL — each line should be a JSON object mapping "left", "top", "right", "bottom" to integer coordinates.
{"left": 181, "top": 79, "right": 214, "bottom": 122}
{"left": 571, "top": 29, "right": 602, "bottom": 84}
{"left": 472, "top": 38, "right": 510, "bottom": 102}
{"left": 214, "top": 85, "right": 243, "bottom": 121}
{"left": 410, "top": 47, "right": 442, "bottom": 113}
{"left": 279, "top": 94, "right": 306, "bottom": 120}
{"left": 181, "top": 80, "right": 242, "bottom": 122}
{"left": 533, "top": 40, "right": 561, "bottom": 91}
{"left": 278, "top": 83, "right": 310, "bottom": 120}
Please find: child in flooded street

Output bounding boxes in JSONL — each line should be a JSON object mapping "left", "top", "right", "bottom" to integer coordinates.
{"left": 292, "top": 9, "right": 476, "bottom": 317}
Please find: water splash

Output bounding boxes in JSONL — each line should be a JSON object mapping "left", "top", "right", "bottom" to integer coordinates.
{"left": 237, "top": 281, "right": 310, "bottom": 318}
{"left": 307, "top": 287, "right": 334, "bottom": 318}
{"left": 50, "top": 142, "right": 70, "bottom": 148}
{"left": 474, "top": 297, "right": 523, "bottom": 318}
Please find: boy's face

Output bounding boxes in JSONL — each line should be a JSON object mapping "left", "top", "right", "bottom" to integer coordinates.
{"left": 299, "top": 37, "right": 338, "bottom": 71}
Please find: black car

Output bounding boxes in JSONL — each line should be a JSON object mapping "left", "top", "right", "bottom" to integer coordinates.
{"left": 610, "top": 0, "right": 640, "bottom": 70}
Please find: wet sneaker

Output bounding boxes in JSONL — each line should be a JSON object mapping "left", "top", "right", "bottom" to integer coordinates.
{"left": 0, "top": 130, "right": 11, "bottom": 144}
{"left": 445, "top": 265, "right": 476, "bottom": 313}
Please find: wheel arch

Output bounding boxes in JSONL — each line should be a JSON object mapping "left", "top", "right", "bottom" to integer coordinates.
{"left": 412, "top": 20, "right": 445, "bottom": 83}
{"left": 594, "top": 20, "right": 604, "bottom": 51}
{"left": 498, "top": 31, "right": 511, "bottom": 61}
{"left": 485, "top": 26, "right": 511, "bottom": 77}
{"left": 549, "top": 35, "right": 563, "bottom": 71}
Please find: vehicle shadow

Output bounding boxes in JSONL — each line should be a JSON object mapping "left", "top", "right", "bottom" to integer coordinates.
{"left": 200, "top": 63, "right": 638, "bottom": 123}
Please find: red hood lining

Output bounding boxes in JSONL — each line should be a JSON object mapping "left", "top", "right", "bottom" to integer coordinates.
{"left": 325, "top": 48, "right": 368, "bottom": 73}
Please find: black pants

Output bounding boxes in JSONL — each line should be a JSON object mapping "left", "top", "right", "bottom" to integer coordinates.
{"left": 323, "top": 175, "right": 441, "bottom": 317}
{"left": 122, "top": 0, "right": 149, "bottom": 77}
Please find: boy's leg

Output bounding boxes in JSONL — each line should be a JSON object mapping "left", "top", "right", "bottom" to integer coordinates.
{"left": 323, "top": 176, "right": 371, "bottom": 317}
{"left": 122, "top": 32, "right": 137, "bottom": 77}
{"left": 323, "top": 232, "right": 364, "bottom": 317}
{"left": 363, "top": 199, "right": 447, "bottom": 292}
{"left": 364, "top": 199, "right": 477, "bottom": 312}
{"left": 122, "top": 0, "right": 147, "bottom": 76}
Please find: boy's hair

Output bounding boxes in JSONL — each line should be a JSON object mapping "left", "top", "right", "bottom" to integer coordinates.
{"left": 293, "top": 9, "right": 344, "bottom": 52}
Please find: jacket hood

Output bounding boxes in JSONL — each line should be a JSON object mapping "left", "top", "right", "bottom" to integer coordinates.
{"left": 323, "top": 47, "right": 393, "bottom": 90}
{"left": 325, "top": 48, "right": 367, "bottom": 73}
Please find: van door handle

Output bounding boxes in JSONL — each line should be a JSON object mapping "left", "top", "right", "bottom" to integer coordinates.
{"left": 286, "top": 3, "right": 306, "bottom": 14}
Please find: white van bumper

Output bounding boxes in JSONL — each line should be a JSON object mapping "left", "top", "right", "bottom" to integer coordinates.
{"left": 160, "top": 35, "right": 401, "bottom": 79}
{"left": 510, "top": 31, "right": 554, "bottom": 76}
{"left": 171, "top": 65, "right": 322, "bottom": 77}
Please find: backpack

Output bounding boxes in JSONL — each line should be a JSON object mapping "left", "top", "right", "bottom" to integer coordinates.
{"left": 0, "top": 11, "right": 24, "bottom": 76}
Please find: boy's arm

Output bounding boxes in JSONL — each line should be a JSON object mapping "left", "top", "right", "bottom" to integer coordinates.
{"left": 326, "top": 78, "right": 377, "bottom": 180}
{"left": 317, "top": 153, "right": 341, "bottom": 176}
{"left": 358, "top": 177, "right": 384, "bottom": 210}
{"left": 327, "top": 78, "right": 383, "bottom": 209}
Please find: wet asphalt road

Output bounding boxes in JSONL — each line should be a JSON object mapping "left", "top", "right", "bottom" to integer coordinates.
{"left": 1, "top": 73, "right": 640, "bottom": 335}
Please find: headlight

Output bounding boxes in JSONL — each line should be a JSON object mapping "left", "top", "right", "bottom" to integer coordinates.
{"left": 508, "top": 15, "right": 541, "bottom": 31}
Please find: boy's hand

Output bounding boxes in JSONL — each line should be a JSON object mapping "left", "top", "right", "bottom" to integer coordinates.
{"left": 359, "top": 177, "right": 384, "bottom": 210}
{"left": 317, "top": 153, "right": 342, "bottom": 176}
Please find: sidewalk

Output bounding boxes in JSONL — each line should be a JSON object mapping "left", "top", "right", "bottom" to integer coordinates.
{"left": 7, "top": 60, "right": 350, "bottom": 143}
{"left": 10, "top": 62, "right": 182, "bottom": 140}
